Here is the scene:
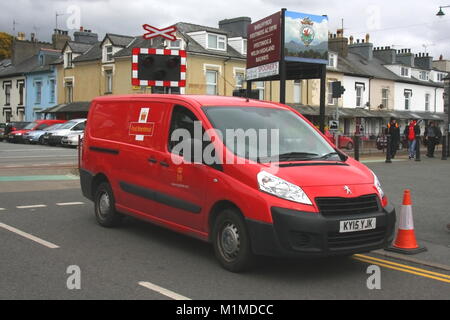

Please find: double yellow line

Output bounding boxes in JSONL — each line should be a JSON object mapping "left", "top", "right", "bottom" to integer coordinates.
{"left": 353, "top": 254, "right": 450, "bottom": 284}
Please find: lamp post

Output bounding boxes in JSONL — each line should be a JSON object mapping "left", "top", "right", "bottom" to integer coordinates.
{"left": 436, "top": 5, "right": 450, "bottom": 16}
{"left": 444, "top": 75, "right": 450, "bottom": 158}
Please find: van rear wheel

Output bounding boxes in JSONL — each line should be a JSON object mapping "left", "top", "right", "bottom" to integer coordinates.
{"left": 212, "top": 209, "right": 254, "bottom": 273}
{"left": 94, "top": 182, "right": 123, "bottom": 228}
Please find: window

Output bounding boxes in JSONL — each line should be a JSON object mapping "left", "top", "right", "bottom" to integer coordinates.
{"left": 404, "top": 90, "right": 412, "bottom": 110}
{"left": 35, "top": 81, "right": 42, "bottom": 104}
{"left": 105, "top": 46, "right": 113, "bottom": 62}
{"left": 255, "top": 81, "right": 265, "bottom": 100}
{"left": 206, "top": 70, "right": 218, "bottom": 95}
{"left": 293, "top": 80, "right": 302, "bottom": 104}
{"left": 49, "top": 79, "right": 55, "bottom": 103}
{"left": 438, "top": 73, "right": 447, "bottom": 82}
{"left": 356, "top": 85, "right": 364, "bottom": 107}
{"left": 72, "top": 122, "right": 86, "bottom": 131}
{"left": 328, "top": 53, "right": 337, "bottom": 68}
{"left": 419, "top": 71, "right": 429, "bottom": 81}
{"left": 105, "top": 70, "right": 113, "bottom": 93}
{"left": 242, "top": 39, "right": 247, "bottom": 54}
{"left": 4, "top": 83, "right": 11, "bottom": 105}
{"left": 65, "top": 52, "right": 73, "bottom": 68}
{"left": 39, "top": 55, "right": 44, "bottom": 66}
{"left": 401, "top": 67, "right": 409, "bottom": 77}
{"left": 381, "top": 88, "right": 389, "bottom": 108}
{"left": 18, "top": 81, "right": 24, "bottom": 105}
{"left": 207, "top": 34, "right": 226, "bottom": 50}
{"left": 168, "top": 105, "right": 200, "bottom": 154}
{"left": 327, "top": 82, "right": 336, "bottom": 105}
{"left": 235, "top": 72, "right": 245, "bottom": 89}
{"left": 425, "top": 93, "right": 431, "bottom": 112}
{"left": 65, "top": 81, "right": 73, "bottom": 103}
{"left": 168, "top": 39, "right": 182, "bottom": 49}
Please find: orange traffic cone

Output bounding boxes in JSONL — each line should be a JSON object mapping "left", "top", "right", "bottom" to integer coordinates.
{"left": 386, "top": 190, "right": 427, "bottom": 255}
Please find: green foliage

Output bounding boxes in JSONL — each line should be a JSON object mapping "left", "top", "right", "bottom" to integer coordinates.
{"left": 0, "top": 32, "right": 13, "bottom": 60}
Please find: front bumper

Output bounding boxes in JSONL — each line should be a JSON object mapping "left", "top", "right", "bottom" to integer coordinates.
{"left": 48, "top": 135, "right": 63, "bottom": 145}
{"left": 7, "top": 134, "right": 24, "bottom": 143}
{"left": 246, "top": 204, "right": 396, "bottom": 258}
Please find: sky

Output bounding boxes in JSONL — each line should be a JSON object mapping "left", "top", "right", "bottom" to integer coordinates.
{"left": 2, "top": 0, "right": 450, "bottom": 59}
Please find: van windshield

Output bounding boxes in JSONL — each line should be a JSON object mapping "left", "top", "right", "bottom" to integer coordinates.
{"left": 203, "top": 106, "right": 338, "bottom": 163}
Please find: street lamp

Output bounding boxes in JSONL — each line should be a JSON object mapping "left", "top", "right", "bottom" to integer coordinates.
{"left": 444, "top": 75, "right": 450, "bottom": 157}
{"left": 437, "top": 5, "right": 450, "bottom": 16}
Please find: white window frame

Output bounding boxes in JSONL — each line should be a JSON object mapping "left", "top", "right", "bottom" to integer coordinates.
{"left": 425, "top": 93, "right": 431, "bottom": 112}
{"left": 404, "top": 91, "right": 412, "bottom": 110}
{"left": 105, "top": 69, "right": 113, "bottom": 93}
{"left": 206, "top": 70, "right": 218, "bottom": 95}
{"left": 65, "top": 80, "right": 73, "bottom": 103}
{"left": 65, "top": 52, "right": 73, "bottom": 68}
{"left": 401, "top": 67, "right": 410, "bottom": 77}
{"left": 35, "top": 80, "right": 42, "bottom": 104}
{"left": 381, "top": 88, "right": 389, "bottom": 108}
{"left": 327, "top": 81, "right": 336, "bottom": 106}
{"left": 167, "top": 39, "right": 182, "bottom": 49}
{"left": 207, "top": 33, "right": 227, "bottom": 51}
{"left": 49, "top": 79, "right": 55, "bottom": 103}
{"left": 328, "top": 53, "right": 337, "bottom": 68}
{"left": 419, "top": 71, "right": 429, "bottom": 81}
{"left": 105, "top": 45, "right": 114, "bottom": 62}
{"left": 356, "top": 84, "right": 364, "bottom": 107}
{"left": 255, "top": 81, "right": 265, "bottom": 100}
{"left": 293, "top": 80, "right": 302, "bottom": 104}
{"left": 4, "top": 83, "right": 11, "bottom": 105}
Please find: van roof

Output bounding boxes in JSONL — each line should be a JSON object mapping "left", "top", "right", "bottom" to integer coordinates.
{"left": 92, "top": 95, "right": 289, "bottom": 110}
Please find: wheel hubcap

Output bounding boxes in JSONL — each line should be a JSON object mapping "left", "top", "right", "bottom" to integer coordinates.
{"left": 220, "top": 223, "right": 240, "bottom": 261}
{"left": 98, "top": 192, "right": 110, "bottom": 218}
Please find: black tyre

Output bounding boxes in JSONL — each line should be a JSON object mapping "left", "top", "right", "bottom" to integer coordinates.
{"left": 94, "top": 182, "right": 123, "bottom": 228}
{"left": 38, "top": 136, "right": 45, "bottom": 145}
{"left": 212, "top": 209, "right": 254, "bottom": 273}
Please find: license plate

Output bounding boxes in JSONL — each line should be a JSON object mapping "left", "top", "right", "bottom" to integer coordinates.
{"left": 339, "top": 218, "right": 376, "bottom": 233}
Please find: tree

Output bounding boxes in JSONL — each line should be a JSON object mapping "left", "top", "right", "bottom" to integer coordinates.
{"left": 0, "top": 32, "right": 13, "bottom": 60}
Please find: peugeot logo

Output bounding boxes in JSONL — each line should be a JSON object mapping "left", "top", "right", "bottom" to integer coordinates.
{"left": 344, "top": 186, "right": 352, "bottom": 195}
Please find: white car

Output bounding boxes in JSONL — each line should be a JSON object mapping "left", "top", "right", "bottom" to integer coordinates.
{"left": 42, "top": 119, "right": 86, "bottom": 146}
{"left": 61, "top": 132, "right": 84, "bottom": 147}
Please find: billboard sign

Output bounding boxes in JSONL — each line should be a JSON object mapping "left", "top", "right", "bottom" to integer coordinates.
{"left": 284, "top": 11, "right": 328, "bottom": 64}
{"left": 246, "top": 11, "right": 282, "bottom": 70}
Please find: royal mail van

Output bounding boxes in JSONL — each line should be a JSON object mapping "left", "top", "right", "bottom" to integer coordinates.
{"left": 80, "top": 95, "right": 396, "bottom": 272}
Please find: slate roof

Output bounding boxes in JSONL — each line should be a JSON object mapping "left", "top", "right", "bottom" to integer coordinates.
{"left": 73, "top": 43, "right": 102, "bottom": 63}
{"left": 104, "top": 34, "right": 135, "bottom": 47}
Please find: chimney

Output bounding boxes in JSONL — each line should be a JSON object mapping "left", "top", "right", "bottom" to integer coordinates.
{"left": 52, "top": 29, "right": 71, "bottom": 50}
{"left": 396, "top": 49, "right": 415, "bottom": 67}
{"left": 219, "top": 17, "right": 252, "bottom": 38}
{"left": 348, "top": 37, "right": 373, "bottom": 61}
{"left": 415, "top": 52, "right": 433, "bottom": 70}
{"left": 328, "top": 30, "right": 349, "bottom": 57}
{"left": 349, "top": 35, "right": 354, "bottom": 45}
{"left": 73, "top": 28, "right": 98, "bottom": 44}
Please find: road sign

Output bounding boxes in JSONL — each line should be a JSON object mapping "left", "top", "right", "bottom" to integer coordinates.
{"left": 329, "top": 120, "right": 339, "bottom": 131}
{"left": 142, "top": 24, "right": 177, "bottom": 41}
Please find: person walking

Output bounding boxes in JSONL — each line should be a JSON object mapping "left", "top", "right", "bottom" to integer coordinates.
{"left": 425, "top": 122, "right": 442, "bottom": 158}
{"left": 404, "top": 119, "right": 420, "bottom": 160}
{"left": 387, "top": 118, "right": 400, "bottom": 159}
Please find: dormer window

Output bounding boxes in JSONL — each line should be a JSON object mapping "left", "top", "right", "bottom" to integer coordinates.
{"left": 401, "top": 67, "right": 410, "bottom": 77}
{"left": 419, "top": 71, "right": 429, "bottom": 81}
{"left": 243, "top": 39, "right": 247, "bottom": 55}
{"left": 105, "top": 45, "right": 113, "bottom": 62}
{"left": 167, "top": 39, "right": 182, "bottom": 49}
{"left": 207, "top": 34, "right": 226, "bottom": 51}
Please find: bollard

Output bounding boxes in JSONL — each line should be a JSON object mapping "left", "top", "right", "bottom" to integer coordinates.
{"left": 415, "top": 136, "right": 421, "bottom": 162}
{"left": 442, "top": 135, "right": 448, "bottom": 161}
{"left": 354, "top": 135, "right": 360, "bottom": 161}
{"left": 385, "top": 135, "right": 392, "bottom": 163}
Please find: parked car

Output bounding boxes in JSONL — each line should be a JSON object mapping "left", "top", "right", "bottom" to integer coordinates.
{"left": 325, "top": 130, "right": 354, "bottom": 150}
{"left": 0, "top": 123, "right": 5, "bottom": 141}
{"left": 42, "top": 119, "right": 86, "bottom": 146}
{"left": 3, "top": 122, "right": 30, "bottom": 140}
{"left": 22, "top": 123, "right": 65, "bottom": 144}
{"left": 7, "top": 120, "right": 66, "bottom": 143}
{"left": 61, "top": 132, "right": 84, "bottom": 147}
{"left": 80, "top": 95, "right": 395, "bottom": 272}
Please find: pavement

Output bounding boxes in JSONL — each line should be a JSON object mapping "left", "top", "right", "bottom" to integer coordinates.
{"left": 0, "top": 141, "right": 449, "bottom": 300}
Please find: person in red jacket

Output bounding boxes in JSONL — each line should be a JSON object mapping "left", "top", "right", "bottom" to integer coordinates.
{"left": 404, "top": 119, "right": 420, "bottom": 160}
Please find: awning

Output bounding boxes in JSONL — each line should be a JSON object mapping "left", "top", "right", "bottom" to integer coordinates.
{"left": 39, "top": 102, "right": 91, "bottom": 114}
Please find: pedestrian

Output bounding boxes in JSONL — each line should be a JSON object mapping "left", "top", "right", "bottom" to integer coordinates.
{"left": 387, "top": 118, "right": 400, "bottom": 159}
{"left": 404, "top": 119, "right": 420, "bottom": 160}
{"left": 425, "top": 122, "right": 442, "bottom": 158}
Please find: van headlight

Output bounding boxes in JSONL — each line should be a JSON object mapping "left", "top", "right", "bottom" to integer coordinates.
{"left": 257, "top": 171, "right": 312, "bottom": 205}
{"left": 372, "top": 171, "right": 385, "bottom": 198}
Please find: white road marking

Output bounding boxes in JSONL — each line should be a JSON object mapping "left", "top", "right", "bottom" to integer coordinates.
{"left": 16, "top": 205, "right": 47, "bottom": 209}
{"left": 0, "top": 222, "right": 60, "bottom": 249}
{"left": 0, "top": 208, "right": 5, "bottom": 211}
{"left": 56, "top": 202, "right": 85, "bottom": 206}
{"left": 138, "top": 281, "right": 191, "bottom": 300}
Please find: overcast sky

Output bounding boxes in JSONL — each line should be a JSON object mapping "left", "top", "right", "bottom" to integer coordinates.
{"left": 2, "top": 0, "right": 450, "bottom": 59}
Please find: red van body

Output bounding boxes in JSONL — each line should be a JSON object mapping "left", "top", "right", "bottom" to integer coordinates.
{"left": 80, "top": 95, "right": 396, "bottom": 272}
{"left": 8, "top": 119, "right": 66, "bottom": 143}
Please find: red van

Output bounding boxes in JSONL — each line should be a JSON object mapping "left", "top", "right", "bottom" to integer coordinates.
{"left": 7, "top": 119, "right": 66, "bottom": 143}
{"left": 80, "top": 95, "right": 395, "bottom": 272}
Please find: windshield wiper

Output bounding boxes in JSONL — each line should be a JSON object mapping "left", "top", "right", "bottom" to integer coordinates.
{"left": 313, "top": 150, "right": 348, "bottom": 162}
{"left": 275, "top": 152, "right": 319, "bottom": 161}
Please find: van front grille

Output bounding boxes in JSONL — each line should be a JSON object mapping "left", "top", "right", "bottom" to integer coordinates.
{"left": 315, "top": 195, "right": 380, "bottom": 217}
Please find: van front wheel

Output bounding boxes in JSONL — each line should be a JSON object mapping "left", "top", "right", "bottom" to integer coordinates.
{"left": 94, "top": 182, "right": 123, "bottom": 228}
{"left": 212, "top": 209, "right": 254, "bottom": 273}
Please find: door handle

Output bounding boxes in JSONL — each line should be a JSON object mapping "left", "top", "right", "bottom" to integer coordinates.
{"left": 148, "top": 158, "right": 157, "bottom": 164}
{"left": 160, "top": 161, "right": 170, "bottom": 168}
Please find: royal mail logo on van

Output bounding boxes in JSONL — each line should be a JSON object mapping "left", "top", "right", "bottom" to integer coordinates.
{"left": 129, "top": 122, "right": 155, "bottom": 137}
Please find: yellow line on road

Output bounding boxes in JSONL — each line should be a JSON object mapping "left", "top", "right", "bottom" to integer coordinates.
{"left": 353, "top": 255, "right": 450, "bottom": 284}
{"left": 355, "top": 254, "right": 450, "bottom": 279}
